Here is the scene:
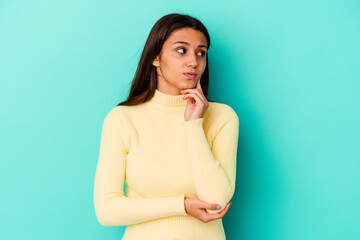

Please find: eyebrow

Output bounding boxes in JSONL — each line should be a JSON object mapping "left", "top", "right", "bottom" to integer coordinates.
{"left": 173, "top": 41, "right": 208, "bottom": 49}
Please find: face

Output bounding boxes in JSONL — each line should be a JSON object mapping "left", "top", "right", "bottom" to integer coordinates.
{"left": 152, "top": 27, "right": 208, "bottom": 95}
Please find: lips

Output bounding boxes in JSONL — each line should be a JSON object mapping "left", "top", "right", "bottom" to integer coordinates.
{"left": 184, "top": 72, "right": 197, "bottom": 78}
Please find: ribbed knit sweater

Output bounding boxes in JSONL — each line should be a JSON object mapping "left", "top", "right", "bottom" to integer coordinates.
{"left": 94, "top": 89, "right": 239, "bottom": 240}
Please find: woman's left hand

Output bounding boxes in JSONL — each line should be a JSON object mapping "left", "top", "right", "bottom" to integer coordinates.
{"left": 180, "top": 78, "right": 209, "bottom": 121}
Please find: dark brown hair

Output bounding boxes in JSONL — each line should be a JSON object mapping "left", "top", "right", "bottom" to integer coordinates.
{"left": 118, "top": 13, "right": 213, "bottom": 106}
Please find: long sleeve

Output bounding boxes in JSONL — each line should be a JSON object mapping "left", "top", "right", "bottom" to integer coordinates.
{"left": 93, "top": 107, "right": 188, "bottom": 226}
{"left": 183, "top": 105, "right": 239, "bottom": 214}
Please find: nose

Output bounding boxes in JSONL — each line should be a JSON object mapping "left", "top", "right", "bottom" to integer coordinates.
{"left": 186, "top": 52, "right": 198, "bottom": 68}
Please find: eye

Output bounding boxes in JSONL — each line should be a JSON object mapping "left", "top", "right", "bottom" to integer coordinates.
{"left": 198, "top": 51, "right": 207, "bottom": 57}
{"left": 176, "top": 48, "right": 207, "bottom": 57}
{"left": 176, "top": 48, "right": 186, "bottom": 54}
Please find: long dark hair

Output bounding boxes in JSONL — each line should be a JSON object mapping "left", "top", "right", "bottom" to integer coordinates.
{"left": 118, "top": 13, "right": 213, "bottom": 106}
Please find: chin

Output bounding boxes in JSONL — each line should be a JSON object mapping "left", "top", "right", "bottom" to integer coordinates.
{"left": 182, "top": 80, "right": 196, "bottom": 89}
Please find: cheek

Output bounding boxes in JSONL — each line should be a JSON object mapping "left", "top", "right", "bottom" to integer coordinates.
{"left": 200, "top": 57, "right": 207, "bottom": 67}
{"left": 161, "top": 58, "right": 180, "bottom": 75}
{"left": 200, "top": 60, "right": 207, "bottom": 72}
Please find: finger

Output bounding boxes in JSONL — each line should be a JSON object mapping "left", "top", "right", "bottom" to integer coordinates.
{"left": 183, "top": 93, "right": 205, "bottom": 105}
{"left": 181, "top": 89, "right": 207, "bottom": 104}
{"left": 219, "top": 202, "right": 231, "bottom": 216}
{"left": 184, "top": 95, "right": 197, "bottom": 105}
{"left": 196, "top": 78, "right": 204, "bottom": 93}
{"left": 207, "top": 202, "right": 231, "bottom": 221}
{"left": 203, "top": 202, "right": 221, "bottom": 210}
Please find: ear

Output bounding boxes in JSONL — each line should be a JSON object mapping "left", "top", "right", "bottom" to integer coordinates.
{"left": 152, "top": 55, "right": 160, "bottom": 67}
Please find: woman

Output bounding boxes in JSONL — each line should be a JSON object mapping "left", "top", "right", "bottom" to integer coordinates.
{"left": 94, "top": 13, "right": 239, "bottom": 239}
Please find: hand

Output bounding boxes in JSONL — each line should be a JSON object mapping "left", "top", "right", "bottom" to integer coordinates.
{"left": 184, "top": 197, "right": 232, "bottom": 223}
{"left": 180, "top": 78, "right": 209, "bottom": 122}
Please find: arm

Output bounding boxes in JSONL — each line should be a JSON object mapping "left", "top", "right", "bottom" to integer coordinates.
{"left": 94, "top": 107, "right": 187, "bottom": 226}
{"left": 183, "top": 105, "right": 239, "bottom": 214}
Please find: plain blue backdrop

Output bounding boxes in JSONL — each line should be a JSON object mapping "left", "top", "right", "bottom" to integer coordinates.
{"left": 0, "top": 0, "right": 359, "bottom": 239}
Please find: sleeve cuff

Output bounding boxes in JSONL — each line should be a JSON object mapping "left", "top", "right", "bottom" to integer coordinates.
{"left": 179, "top": 194, "right": 188, "bottom": 216}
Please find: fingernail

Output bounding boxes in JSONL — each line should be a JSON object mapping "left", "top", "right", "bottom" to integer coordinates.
{"left": 216, "top": 205, "right": 220, "bottom": 209}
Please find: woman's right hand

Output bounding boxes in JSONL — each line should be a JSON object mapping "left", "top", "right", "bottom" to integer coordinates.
{"left": 184, "top": 197, "right": 232, "bottom": 223}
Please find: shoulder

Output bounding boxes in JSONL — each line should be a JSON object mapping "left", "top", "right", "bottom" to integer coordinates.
{"left": 102, "top": 105, "right": 132, "bottom": 129}
{"left": 100, "top": 106, "right": 131, "bottom": 150}
{"left": 207, "top": 101, "right": 239, "bottom": 123}
{"left": 104, "top": 105, "right": 132, "bottom": 118}
{"left": 202, "top": 102, "right": 239, "bottom": 140}
{"left": 103, "top": 105, "right": 121, "bottom": 121}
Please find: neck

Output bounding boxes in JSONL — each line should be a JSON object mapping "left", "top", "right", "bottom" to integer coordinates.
{"left": 148, "top": 89, "right": 188, "bottom": 112}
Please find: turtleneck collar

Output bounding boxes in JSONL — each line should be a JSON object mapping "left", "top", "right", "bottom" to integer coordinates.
{"left": 148, "top": 89, "right": 188, "bottom": 112}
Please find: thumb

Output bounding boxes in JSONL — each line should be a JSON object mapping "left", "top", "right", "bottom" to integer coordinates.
{"left": 204, "top": 203, "right": 221, "bottom": 210}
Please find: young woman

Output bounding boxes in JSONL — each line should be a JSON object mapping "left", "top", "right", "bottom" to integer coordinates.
{"left": 94, "top": 13, "right": 239, "bottom": 239}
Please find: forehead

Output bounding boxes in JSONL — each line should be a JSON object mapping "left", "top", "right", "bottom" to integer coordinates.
{"left": 164, "top": 28, "right": 207, "bottom": 47}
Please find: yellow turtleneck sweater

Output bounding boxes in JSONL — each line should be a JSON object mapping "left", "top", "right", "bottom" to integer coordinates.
{"left": 94, "top": 89, "right": 239, "bottom": 240}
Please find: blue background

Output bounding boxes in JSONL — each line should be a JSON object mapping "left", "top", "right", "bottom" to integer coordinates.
{"left": 1, "top": 0, "right": 359, "bottom": 239}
